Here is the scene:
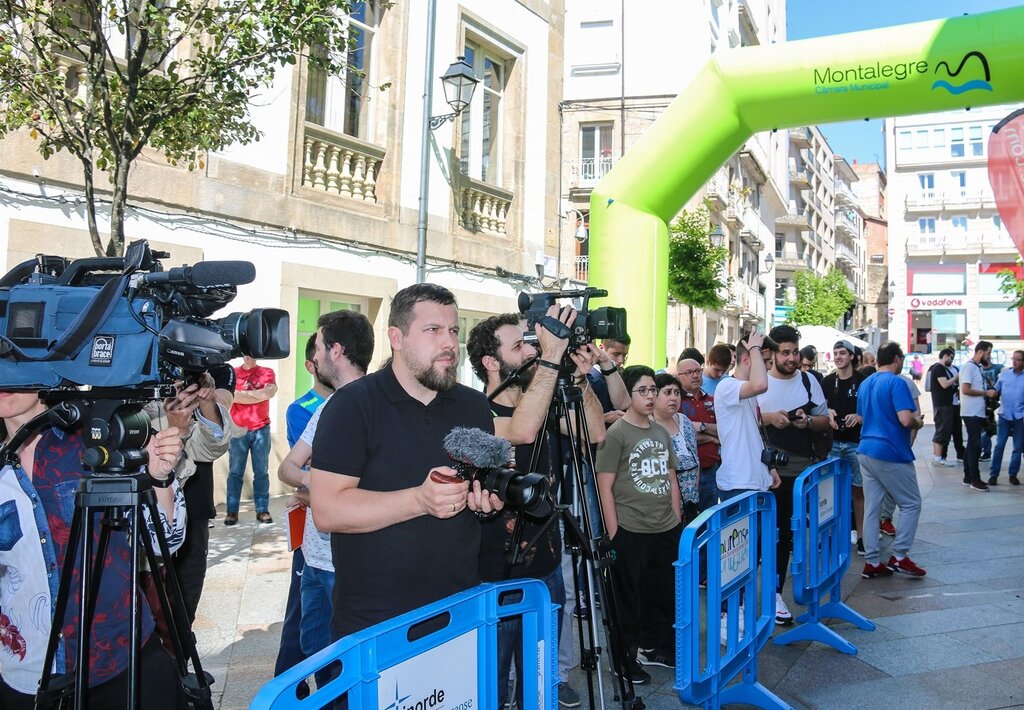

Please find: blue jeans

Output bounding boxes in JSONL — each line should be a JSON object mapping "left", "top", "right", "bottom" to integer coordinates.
{"left": 300, "top": 563, "right": 336, "bottom": 687}
{"left": 497, "top": 565, "right": 565, "bottom": 707}
{"left": 274, "top": 549, "right": 308, "bottom": 676}
{"left": 698, "top": 462, "right": 720, "bottom": 511}
{"left": 227, "top": 425, "right": 271, "bottom": 513}
{"left": 989, "top": 417, "right": 1024, "bottom": 479}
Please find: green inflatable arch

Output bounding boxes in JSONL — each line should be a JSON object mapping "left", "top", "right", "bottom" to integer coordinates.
{"left": 589, "top": 6, "right": 1024, "bottom": 367}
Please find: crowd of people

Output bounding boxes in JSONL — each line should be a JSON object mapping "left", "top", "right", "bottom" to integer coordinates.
{"left": 7, "top": 276, "right": 1023, "bottom": 707}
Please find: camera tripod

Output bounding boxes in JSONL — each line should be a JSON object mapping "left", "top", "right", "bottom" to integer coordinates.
{"left": 0, "top": 389, "right": 213, "bottom": 710}
{"left": 496, "top": 365, "right": 645, "bottom": 710}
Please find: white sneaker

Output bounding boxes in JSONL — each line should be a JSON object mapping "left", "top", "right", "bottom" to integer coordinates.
{"left": 775, "top": 593, "right": 793, "bottom": 625}
{"left": 719, "top": 607, "right": 745, "bottom": 646}
{"left": 933, "top": 455, "right": 944, "bottom": 464}
{"left": 944, "top": 459, "right": 958, "bottom": 467}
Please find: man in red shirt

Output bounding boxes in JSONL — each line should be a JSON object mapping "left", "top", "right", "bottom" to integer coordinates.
{"left": 677, "top": 357, "right": 721, "bottom": 511}
{"left": 227, "top": 356, "right": 278, "bottom": 524}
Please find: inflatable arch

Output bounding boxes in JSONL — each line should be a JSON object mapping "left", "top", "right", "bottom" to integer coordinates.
{"left": 588, "top": 6, "right": 1024, "bottom": 366}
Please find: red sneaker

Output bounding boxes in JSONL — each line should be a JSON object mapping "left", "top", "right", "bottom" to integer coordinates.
{"left": 879, "top": 519, "right": 897, "bottom": 536}
{"left": 886, "top": 555, "right": 926, "bottom": 577}
{"left": 861, "top": 562, "right": 893, "bottom": 579}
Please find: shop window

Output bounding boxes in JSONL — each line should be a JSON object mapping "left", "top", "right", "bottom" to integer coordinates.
{"left": 908, "top": 264, "right": 965, "bottom": 295}
{"left": 979, "top": 303, "right": 1022, "bottom": 339}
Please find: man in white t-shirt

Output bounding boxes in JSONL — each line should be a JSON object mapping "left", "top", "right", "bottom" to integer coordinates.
{"left": 277, "top": 309, "right": 374, "bottom": 683}
{"left": 960, "top": 340, "right": 998, "bottom": 491}
{"left": 715, "top": 331, "right": 781, "bottom": 495}
{"left": 757, "top": 325, "right": 831, "bottom": 625}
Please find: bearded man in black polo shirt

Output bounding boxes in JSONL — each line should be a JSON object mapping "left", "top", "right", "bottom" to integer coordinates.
{"left": 309, "top": 284, "right": 502, "bottom": 639}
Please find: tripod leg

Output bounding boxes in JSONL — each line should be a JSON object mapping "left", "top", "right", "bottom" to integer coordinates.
{"left": 37, "top": 505, "right": 86, "bottom": 708}
{"left": 140, "top": 493, "right": 215, "bottom": 710}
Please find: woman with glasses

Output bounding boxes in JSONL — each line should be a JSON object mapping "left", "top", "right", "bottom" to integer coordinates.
{"left": 595, "top": 365, "right": 682, "bottom": 680}
{"left": 652, "top": 373, "right": 700, "bottom": 523}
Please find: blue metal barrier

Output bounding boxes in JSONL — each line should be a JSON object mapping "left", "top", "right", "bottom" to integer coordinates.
{"left": 675, "top": 491, "right": 791, "bottom": 710}
{"left": 251, "top": 579, "right": 557, "bottom": 709}
{"left": 773, "top": 457, "right": 875, "bottom": 654}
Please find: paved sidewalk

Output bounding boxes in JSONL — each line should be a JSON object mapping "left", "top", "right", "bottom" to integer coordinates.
{"left": 196, "top": 425, "right": 1024, "bottom": 708}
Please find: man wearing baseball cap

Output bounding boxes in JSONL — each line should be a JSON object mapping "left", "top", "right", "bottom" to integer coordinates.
{"left": 822, "top": 341, "right": 867, "bottom": 553}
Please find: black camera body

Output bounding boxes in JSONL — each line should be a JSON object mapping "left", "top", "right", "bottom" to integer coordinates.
{"left": 454, "top": 465, "right": 552, "bottom": 518}
{"left": 0, "top": 239, "right": 290, "bottom": 389}
{"left": 761, "top": 446, "right": 790, "bottom": 469}
{"left": 518, "top": 287, "right": 626, "bottom": 355}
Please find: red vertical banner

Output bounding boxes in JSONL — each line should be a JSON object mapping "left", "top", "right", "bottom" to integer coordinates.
{"left": 989, "top": 109, "right": 1024, "bottom": 261}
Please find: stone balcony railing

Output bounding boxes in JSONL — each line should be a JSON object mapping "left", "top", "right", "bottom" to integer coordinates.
{"left": 458, "top": 176, "right": 514, "bottom": 236}
{"left": 301, "top": 123, "right": 385, "bottom": 202}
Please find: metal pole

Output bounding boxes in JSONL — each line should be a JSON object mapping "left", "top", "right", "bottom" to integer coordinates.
{"left": 416, "top": 0, "right": 438, "bottom": 284}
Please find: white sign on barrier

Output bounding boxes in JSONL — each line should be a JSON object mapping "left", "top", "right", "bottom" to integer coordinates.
{"left": 377, "top": 629, "right": 478, "bottom": 710}
{"left": 720, "top": 519, "right": 751, "bottom": 586}
{"left": 817, "top": 476, "right": 836, "bottom": 524}
{"left": 535, "top": 639, "right": 546, "bottom": 710}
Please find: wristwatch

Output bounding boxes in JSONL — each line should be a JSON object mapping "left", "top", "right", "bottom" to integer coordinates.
{"left": 699, "top": 422, "right": 707, "bottom": 433}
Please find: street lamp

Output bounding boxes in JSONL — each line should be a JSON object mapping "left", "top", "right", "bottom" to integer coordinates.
{"left": 565, "top": 209, "right": 588, "bottom": 243}
{"left": 762, "top": 252, "right": 775, "bottom": 272}
{"left": 430, "top": 57, "right": 479, "bottom": 128}
{"left": 709, "top": 224, "right": 726, "bottom": 248}
{"left": 416, "top": 44, "right": 481, "bottom": 282}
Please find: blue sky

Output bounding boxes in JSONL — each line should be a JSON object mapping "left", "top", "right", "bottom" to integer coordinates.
{"left": 786, "top": 0, "right": 1023, "bottom": 166}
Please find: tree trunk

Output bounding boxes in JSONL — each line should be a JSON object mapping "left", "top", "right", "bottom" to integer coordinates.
{"left": 80, "top": 160, "right": 105, "bottom": 257}
{"left": 107, "top": 156, "right": 130, "bottom": 257}
{"left": 688, "top": 303, "right": 696, "bottom": 348}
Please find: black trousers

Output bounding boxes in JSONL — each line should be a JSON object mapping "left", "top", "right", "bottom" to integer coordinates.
{"left": 963, "top": 416, "right": 986, "bottom": 483}
{"left": 174, "top": 461, "right": 214, "bottom": 624}
{"left": 773, "top": 474, "right": 796, "bottom": 592}
{"left": 0, "top": 635, "right": 184, "bottom": 710}
{"left": 608, "top": 524, "right": 682, "bottom": 656}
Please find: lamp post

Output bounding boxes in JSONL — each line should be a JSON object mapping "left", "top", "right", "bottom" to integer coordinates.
{"left": 763, "top": 252, "right": 775, "bottom": 272}
{"left": 416, "top": 12, "right": 480, "bottom": 283}
{"left": 565, "top": 208, "right": 588, "bottom": 243}
{"left": 708, "top": 223, "right": 726, "bottom": 248}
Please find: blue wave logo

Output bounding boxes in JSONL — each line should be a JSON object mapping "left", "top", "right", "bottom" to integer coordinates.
{"left": 932, "top": 79, "right": 993, "bottom": 94}
{"left": 932, "top": 50, "right": 992, "bottom": 94}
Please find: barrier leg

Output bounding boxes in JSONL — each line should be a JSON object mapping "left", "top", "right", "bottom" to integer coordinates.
{"left": 774, "top": 583, "right": 874, "bottom": 655}
{"left": 716, "top": 663, "right": 792, "bottom": 710}
{"left": 819, "top": 583, "right": 876, "bottom": 631}
{"left": 773, "top": 612, "right": 857, "bottom": 655}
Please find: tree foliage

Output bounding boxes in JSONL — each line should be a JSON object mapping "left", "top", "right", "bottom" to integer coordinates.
{"left": 786, "top": 268, "right": 856, "bottom": 327}
{"left": 0, "top": 0, "right": 357, "bottom": 256}
{"left": 998, "top": 265, "right": 1024, "bottom": 309}
{"left": 667, "top": 202, "right": 730, "bottom": 346}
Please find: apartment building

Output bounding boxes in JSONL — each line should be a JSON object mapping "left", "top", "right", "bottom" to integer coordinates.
{"left": 852, "top": 161, "right": 889, "bottom": 341}
{"left": 834, "top": 157, "right": 868, "bottom": 331}
{"left": 774, "top": 126, "right": 837, "bottom": 324}
{"left": 0, "top": 0, "right": 565, "bottom": 496}
{"left": 885, "top": 104, "right": 1024, "bottom": 356}
{"left": 562, "top": 0, "right": 786, "bottom": 359}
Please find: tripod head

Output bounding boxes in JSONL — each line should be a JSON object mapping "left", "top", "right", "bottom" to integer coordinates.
{"left": 1, "top": 385, "right": 173, "bottom": 475}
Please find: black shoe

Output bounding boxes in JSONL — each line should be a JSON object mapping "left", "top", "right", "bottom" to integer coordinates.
{"left": 637, "top": 647, "right": 675, "bottom": 669}
{"left": 224, "top": 512, "right": 239, "bottom": 526}
{"left": 856, "top": 538, "right": 865, "bottom": 556}
{"left": 623, "top": 659, "right": 651, "bottom": 685}
{"left": 988, "top": 477, "right": 998, "bottom": 486}
{"left": 969, "top": 480, "right": 990, "bottom": 492}
{"left": 572, "top": 603, "right": 590, "bottom": 620}
{"left": 980, "top": 454, "right": 991, "bottom": 461}
{"left": 1010, "top": 476, "right": 1021, "bottom": 486}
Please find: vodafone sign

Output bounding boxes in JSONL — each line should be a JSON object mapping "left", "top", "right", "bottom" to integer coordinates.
{"left": 909, "top": 296, "right": 964, "bottom": 309}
